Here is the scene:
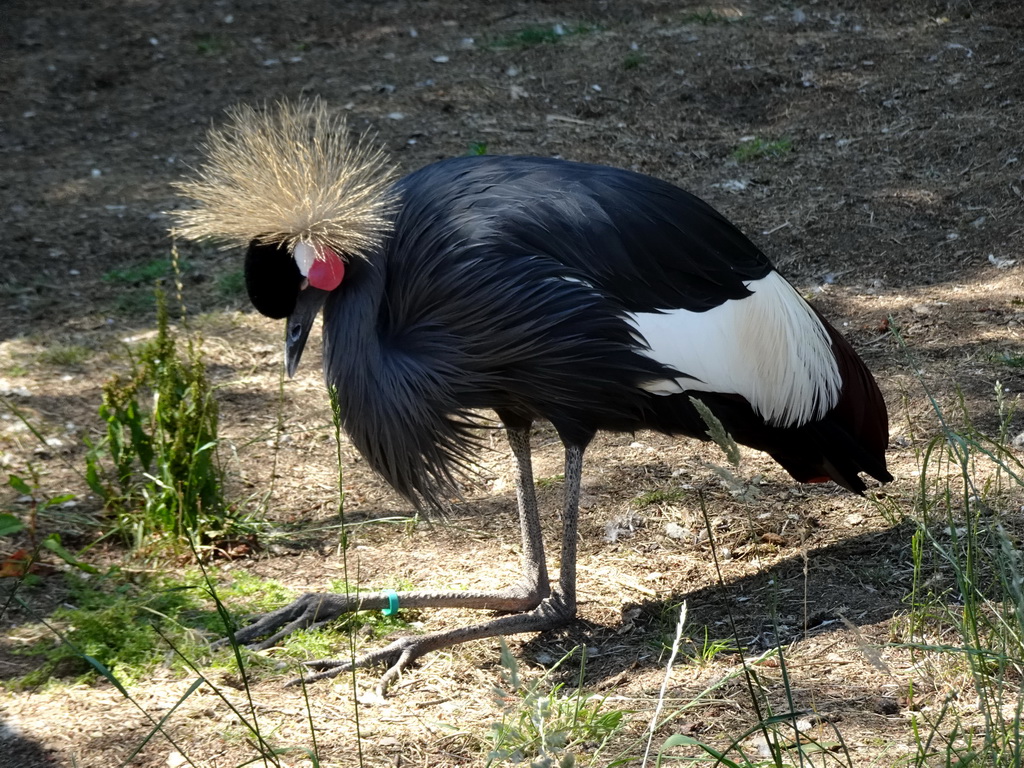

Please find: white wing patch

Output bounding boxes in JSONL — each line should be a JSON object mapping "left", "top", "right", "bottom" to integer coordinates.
{"left": 626, "top": 271, "right": 841, "bottom": 428}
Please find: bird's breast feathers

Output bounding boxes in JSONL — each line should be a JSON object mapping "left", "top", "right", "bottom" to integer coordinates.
{"left": 626, "top": 270, "right": 841, "bottom": 428}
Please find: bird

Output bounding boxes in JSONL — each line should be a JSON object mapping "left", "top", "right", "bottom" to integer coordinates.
{"left": 173, "top": 99, "right": 891, "bottom": 696}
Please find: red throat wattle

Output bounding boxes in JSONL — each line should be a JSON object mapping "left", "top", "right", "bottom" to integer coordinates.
{"left": 308, "top": 246, "right": 345, "bottom": 291}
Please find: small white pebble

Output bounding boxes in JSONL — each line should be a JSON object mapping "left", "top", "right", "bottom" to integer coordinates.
{"left": 665, "top": 523, "right": 688, "bottom": 540}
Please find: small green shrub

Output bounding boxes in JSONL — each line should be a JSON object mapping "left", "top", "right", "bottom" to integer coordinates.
{"left": 85, "top": 289, "right": 231, "bottom": 550}
{"left": 681, "top": 10, "right": 739, "bottom": 25}
{"left": 634, "top": 488, "right": 686, "bottom": 507}
{"left": 1, "top": 469, "right": 96, "bottom": 581}
{"left": 216, "top": 268, "right": 246, "bottom": 300}
{"left": 536, "top": 474, "right": 564, "bottom": 489}
{"left": 993, "top": 351, "right": 1024, "bottom": 368}
{"left": 38, "top": 343, "right": 93, "bottom": 368}
{"left": 623, "top": 51, "right": 645, "bottom": 69}
{"left": 732, "top": 137, "right": 793, "bottom": 162}
{"left": 488, "top": 23, "right": 596, "bottom": 50}
{"left": 103, "top": 258, "right": 184, "bottom": 285}
{"left": 488, "top": 642, "right": 628, "bottom": 765}
{"left": 195, "top": 34, "right": 231, "bottom": 56}
{"left": 111, "top": 289, "right": 156, "bottom": 316}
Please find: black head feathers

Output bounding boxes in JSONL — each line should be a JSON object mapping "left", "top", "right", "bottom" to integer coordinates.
{"left": 245, "top": 240, "right": 302, "bottom": 319}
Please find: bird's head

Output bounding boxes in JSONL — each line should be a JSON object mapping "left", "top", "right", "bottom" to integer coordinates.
{"left": 171, "top": 98, "right": 397, "bottom": 375}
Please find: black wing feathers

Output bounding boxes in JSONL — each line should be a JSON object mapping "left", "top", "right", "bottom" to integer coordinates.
{"left": 397, "top": 156, "right": 773, "bottom": 313}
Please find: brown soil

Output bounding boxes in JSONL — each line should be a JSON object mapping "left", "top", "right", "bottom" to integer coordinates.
{"left": 3, "top": 1, "right": 1024, "bottom": 766}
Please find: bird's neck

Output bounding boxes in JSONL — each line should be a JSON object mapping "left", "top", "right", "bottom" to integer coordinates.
{"left": 317, "top": 254, "right": 480, "bottom": 509}
{"left": 321, "top": 257, "right": 385, "bottom": 386}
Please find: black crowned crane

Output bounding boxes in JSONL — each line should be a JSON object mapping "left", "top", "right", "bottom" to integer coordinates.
{"left": 173, "top": 100, "right": 891, "bottom": 696}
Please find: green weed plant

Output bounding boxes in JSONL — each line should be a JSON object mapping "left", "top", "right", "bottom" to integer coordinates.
{"left": 84, "top": 289, "right": 228, "bottom": 550}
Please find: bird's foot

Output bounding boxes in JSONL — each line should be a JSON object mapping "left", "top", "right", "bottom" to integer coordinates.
{"left": 288, "top": 592, "right": 576, "bottom": 697}
{"left": 286, "top": 635, "right": 427, "bottom": 696}
{"left": 216, "top": 591, "right": 362, "bottom": 651}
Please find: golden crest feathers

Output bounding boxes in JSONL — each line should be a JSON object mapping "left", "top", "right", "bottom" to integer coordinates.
{"left": 171, "top": 99, "right": 398, "bottom": 258}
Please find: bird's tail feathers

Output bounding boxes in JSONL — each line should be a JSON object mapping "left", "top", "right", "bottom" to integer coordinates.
{"left": 762, "top": 321, "right": 891, "bottom": 492}
{"left": 822, "top": 319, "right": 891, "bottom": 479}
{"left": 353, "top": 406, "right": 498, "bottom": 515}
{"left": 661, "top": 316, "right": 891, "bottom": 492}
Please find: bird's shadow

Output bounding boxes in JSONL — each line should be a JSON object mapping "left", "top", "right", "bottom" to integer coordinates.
{"left": 0, "top": 716, "right": 63, "bottom": 767}
{"left": 514, "top": 519, "right": 917, "bottom": 686}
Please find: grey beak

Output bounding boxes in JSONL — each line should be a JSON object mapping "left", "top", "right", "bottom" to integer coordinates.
{"left": 285, "top": 288, "right": 329, "bottom": 378}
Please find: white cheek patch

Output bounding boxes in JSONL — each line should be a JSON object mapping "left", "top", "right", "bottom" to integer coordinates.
{"left": 626, "top": 271, "right": 841, "bottom": 428}
{"left": 294, "top": 241, "right": 317, "bottom": 277}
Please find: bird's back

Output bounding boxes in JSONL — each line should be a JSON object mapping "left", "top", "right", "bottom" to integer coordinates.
{"left": 390, "top": 156, "right": 776, "bottom": 311}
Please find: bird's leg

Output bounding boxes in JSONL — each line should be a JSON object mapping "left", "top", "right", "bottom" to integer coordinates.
{"left": 223, "top": 428, "right": 550, "bottom": 652}
{"left": 507, "top": 426, "right": 551, "bottom": 601}
{"left": 552, "top": 442, "right": 583, "bottom": 614}
{"left": 297, "top": 441, "right": 587, "bottom": 696}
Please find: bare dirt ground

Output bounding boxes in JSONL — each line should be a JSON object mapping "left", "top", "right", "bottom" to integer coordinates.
{"left": 2, "top": 0, "right": 1024, "bottom": 766}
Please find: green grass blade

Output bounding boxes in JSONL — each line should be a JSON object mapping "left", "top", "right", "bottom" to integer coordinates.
{"left": 118, "top": 677, "right": 205, "bottom": 768}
